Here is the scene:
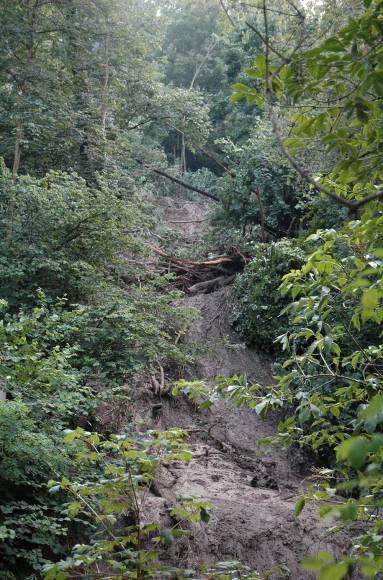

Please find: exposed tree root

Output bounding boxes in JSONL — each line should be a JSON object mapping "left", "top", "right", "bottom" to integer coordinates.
{"left": 151, "top": 365, "right": 171, "bottom": 397}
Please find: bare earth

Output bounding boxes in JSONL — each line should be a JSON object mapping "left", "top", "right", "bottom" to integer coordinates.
{"left": 135, "top": 197, "right": 354, "bottom": 578}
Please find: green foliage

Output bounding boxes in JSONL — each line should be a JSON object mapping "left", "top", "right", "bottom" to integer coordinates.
{"left": 172, "top": 374, "right": 284, "bottom": 419}
{"left": 273, "top": 220, "right": 383, "bottom": 451}
{"left": 0, "top": 400, "right": 70, "bottom": 490}
{"left": 3, "top": 0, "right": 383, "bottom": 577}
{"left": 0, "top": 398, "right": 72, "bottom": 565}
{"left": 0, "top": 170, "right": 146, "bottom": 308}
{"left": 233, "top": 0, "right": 383, "bottom": 211}
{"left": 303, "top": 552, "right": 351, "bottom": 580}
{"left": 230, "top": 240, "right": 304, "bottom": 351}
{"left": 228, "top": 1, "right": 383, "bottom": 576}
{"left": 0, "top": 0, "right": 163, "bottom": 179}
{"left": 230, "top": 217, "right": 383, "bottom": 577}
{"left": 162, "top": 0, "right": 226, "bottom": 93}
{"left": 42, "top": 286, "right": 193, "bottom": 386}
{"left": 0, "top": 168, "right": 193, "bottom": 388}
{"left": 0, "top": 288, "right": 193, "bottom": 577}
{"left": 214, "top": 375, "right": 283, "bottom": 417}
{"left": 44, "top": 427, "right": 208, "bottom": 579}
{"left": 279, "top": 4, "right": 383, "bottom": 194}
{"left": 0, "top": 311, "right": 80, "bottom": 577}
{"left": 171, "top": 496, "right": 211, "bottom": 524}
{"left": 172, "top": 379, "right": 215, "bottom": 410}
{"left": 212, "top": 122, "right": 308, "bottom": 239}
{"left": 0, "top": 298, "right": 95, "bottom": 428}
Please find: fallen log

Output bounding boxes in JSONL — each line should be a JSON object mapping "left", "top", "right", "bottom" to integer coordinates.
{"left": 148, "top": 244, "right": 246, "bottom": 269}
{"left": 148, "top": 243, "right": 248, "bottom": 293}
{"left": 187, "top": 274, "right": 236, "bottom": 295}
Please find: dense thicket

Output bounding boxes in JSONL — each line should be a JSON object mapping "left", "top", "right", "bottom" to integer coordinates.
{"left": 0, "top": 0, "right": 382, "bottom": 578}
{"left": 0, "top": 2, "right": 202, "bottom": 576}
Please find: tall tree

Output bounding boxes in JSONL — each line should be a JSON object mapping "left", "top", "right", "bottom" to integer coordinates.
{"left": 0, "top": 0, "right": 70, "bottom": 177}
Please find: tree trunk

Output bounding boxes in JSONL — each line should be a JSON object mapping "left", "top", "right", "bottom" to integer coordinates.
{"left": 253, "top": 187, "right": 269, "bottom": 241}
{"left": 12, "top": 125, "right": 22, "bottom": 180}
{"left": 101, "top": 33, "right": 110, "bottom": 138}
{"left": 0, "top": 377, "right": 6, "bottom": 401}
{"left": 180, "top": 133, "right": 187, "bottom": 174}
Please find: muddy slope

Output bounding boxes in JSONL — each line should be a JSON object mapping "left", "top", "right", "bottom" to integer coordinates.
{"left": 142, "top": 197, "right": 351, "bottom": 578}
{"left": 153, "top": 289, "right": 348, "bottom": 578}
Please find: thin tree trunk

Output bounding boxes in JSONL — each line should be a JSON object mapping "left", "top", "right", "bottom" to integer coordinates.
{"left": 11, "top": 0, "right": 39, "bottom": 180}
{"left": 12, "top": 125, "right": 22, "bottom": 180}
{"left": 180, "top": 134, "right": 187, "bottom": 174}
{"left": 101, "top": 33, "right": 110, "bottom": 137}
{"left": 0, "top": 376, "right": 6, "bottom": 400}
{"left": 253, "top": 187, "right": 268, "bottom": 241}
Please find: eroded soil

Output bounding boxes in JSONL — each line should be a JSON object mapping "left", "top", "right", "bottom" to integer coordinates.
{"left": 149, "top": 287, "right": 349, "bottom": 578}
{"left": 124, "top": 197, "right": 352, "bottom": 578}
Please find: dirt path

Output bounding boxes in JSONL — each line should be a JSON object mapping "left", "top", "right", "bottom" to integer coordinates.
{"left": 142, "top": 197, "right": 350, "bottom": 578}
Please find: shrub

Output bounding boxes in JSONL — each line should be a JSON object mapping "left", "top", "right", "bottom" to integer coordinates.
{"left": 0, "top": 401, "right": 77, "bottom": 578}
{"left": 44, "top": 428, "right": 209, "bottom": 579}
{"left": 211, "top": 122, "right": 308, "bottom": 239}
{"left": 48, "top": 285, "right": 194, "bottom": 386}
{"left": 0, "top": 170, "right": 146, "bottom": 309}
{"left": 230, "top": 239, "right": 304, "bottom": 351}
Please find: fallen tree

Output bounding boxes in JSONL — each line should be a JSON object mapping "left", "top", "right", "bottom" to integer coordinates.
{"left": 148, "top": 243, "right": 248, "bottom": 293}
{"left": 187, "top": 274, "right": 236, "bottom": 295}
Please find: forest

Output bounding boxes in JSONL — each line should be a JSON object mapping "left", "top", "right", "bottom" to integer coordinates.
{"left": 0, "top": 0, "right": 382, "bottom": 578}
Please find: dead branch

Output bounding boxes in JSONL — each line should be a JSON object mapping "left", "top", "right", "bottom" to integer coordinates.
{"left": 167, "top": 218, "right": 208, "bottom": 224}
{"left": 135, "top": 159, "right": 219, "bottom": 202}
{"left": 147, "top": 243, "right": 248, "bottom": 292}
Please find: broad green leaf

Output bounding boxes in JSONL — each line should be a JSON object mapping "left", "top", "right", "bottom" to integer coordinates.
{"left": 320, "top": 562, "right": 349, "bottom": 580}
{"left": 303, "top": 552, "right": 334, "bottom": 572}
{"left": 361, "top": 288, "right": 381, "bottom": 309}
{"left": 294, "top": 496, "right": 305, "bottom": 516}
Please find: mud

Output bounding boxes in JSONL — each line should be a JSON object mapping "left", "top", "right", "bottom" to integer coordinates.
{"left": 147, "top": 287, "right": 350, "bottom": 578}
{"left": 138, "top": 197, "right": 352, "bottom": 578}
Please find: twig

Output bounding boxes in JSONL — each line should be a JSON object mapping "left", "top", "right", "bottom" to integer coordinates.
{"left": 218, "top": 0, "right": 237, "bottom": 28}
{"left": 246, "top": 20, "right": 289, "bottom": 63}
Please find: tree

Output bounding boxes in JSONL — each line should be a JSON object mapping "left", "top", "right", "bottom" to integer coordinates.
{"left": 228, "top": 1, "right": 383, "bottom": 576}
{"left": 0, "top": 0, "right": 71, "bottom": 177}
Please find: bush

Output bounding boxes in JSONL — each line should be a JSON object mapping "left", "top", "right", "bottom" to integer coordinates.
{"left": 211, "top": 122, "right": 308, "bottom": 239}
{"left": 45, "top": 285, "right": 194, "bottom": 386}
{"left": 0, "top": 170, "right": 146, "bottom": 309}
{"left": 230, "top": 240, "right": 304, "bottom": 351}
{"left": 0, "top": 303, "right": 80, "bottom": 577}
{"left": 0, "top": 290, "right": 194, "bottom": 577}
